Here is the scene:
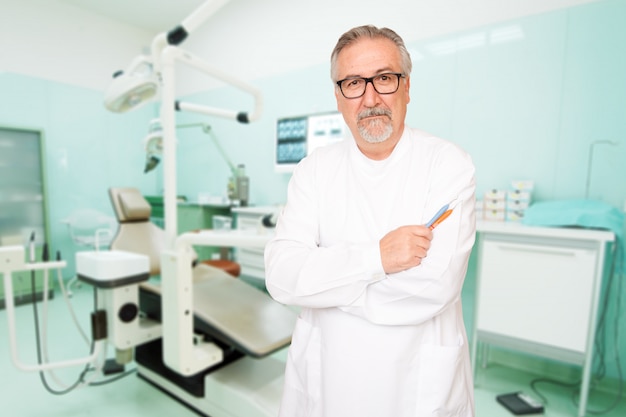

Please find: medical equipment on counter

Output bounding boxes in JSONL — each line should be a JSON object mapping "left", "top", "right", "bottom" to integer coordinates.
{"left": 480, "top": 181, "right": 534, "bottom": 222}
{"left": 228, "top": 164, "right": 250, "bottom": 206}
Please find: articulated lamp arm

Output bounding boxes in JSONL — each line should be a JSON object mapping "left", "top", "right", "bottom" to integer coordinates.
{"left": 171, "top": 47, "right": 263, "bottom": 123}
{"left": 104, "top": 0, "right": 264, "bottom": 380}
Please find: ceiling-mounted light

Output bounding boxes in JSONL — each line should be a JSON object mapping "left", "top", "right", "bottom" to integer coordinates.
{"left": 104, "top": 55, "right": 158, "bottom": 113}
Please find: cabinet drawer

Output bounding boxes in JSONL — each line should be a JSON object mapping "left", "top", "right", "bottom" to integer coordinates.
{"left": 237, "top": 216, "right": 261, "bottom": 230}
{"left": 476, "top": 240, "right": 597, "bottom": 353}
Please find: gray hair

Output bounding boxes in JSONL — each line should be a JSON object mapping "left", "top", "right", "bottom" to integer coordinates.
{"left": 330, "top": 25, "right": 412, "bottom": 82}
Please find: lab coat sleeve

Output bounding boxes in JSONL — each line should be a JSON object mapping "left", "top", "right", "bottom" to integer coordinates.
{"left": 264, "top": 153, "right": 387, "bottom": 309}
{"left": 339, "top": 149, "right": 476, "bottom": 326}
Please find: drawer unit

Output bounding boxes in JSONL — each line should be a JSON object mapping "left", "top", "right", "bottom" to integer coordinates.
{"left": 231, "top": 206, "right": 278, "bottom": 280}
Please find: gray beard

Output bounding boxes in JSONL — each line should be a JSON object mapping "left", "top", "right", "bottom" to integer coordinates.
{"left": 357, "top": 107, "right": 393, "bottom": 143}
{"left": 358, "top": 119, "right": 393, "bottom": 143}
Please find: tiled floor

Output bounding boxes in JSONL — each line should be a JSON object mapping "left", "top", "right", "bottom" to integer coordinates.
{"left": 1, "top": 283, "right": 624, "bottom": 417}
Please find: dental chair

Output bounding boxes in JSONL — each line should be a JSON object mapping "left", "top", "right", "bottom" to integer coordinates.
{"left": 108, "top": 187, "right": 295, "bottom": 417}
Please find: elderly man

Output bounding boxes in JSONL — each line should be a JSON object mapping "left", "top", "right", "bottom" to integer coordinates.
{"left": 265, "top": 25, "right": 476, "bottom": 417}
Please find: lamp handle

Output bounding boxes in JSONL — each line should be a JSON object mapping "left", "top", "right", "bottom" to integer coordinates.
{"left": 167, "top": 0, "right": 231, "bottom": 45}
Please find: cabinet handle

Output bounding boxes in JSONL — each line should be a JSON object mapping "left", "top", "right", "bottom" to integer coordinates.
{"left": 497, "top": 244, "right": 577, "bottom": 257}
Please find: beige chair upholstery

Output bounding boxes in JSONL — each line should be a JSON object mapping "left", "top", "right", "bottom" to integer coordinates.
{"left": 108, "top": 187, "right": 295, "bottom": 358}
{"left": 109, "top": 187, "right": 166, "bottom": 276}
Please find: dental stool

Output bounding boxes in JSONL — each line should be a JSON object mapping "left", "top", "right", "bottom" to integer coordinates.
{"left": 201, "top": 258, "right": 241, "bottom": 277}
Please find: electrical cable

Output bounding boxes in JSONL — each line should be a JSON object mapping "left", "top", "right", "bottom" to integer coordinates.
{"left": 87, "top": 368, "right": 138, "bottom": 386}
{"left": 54, "top": 262, "right": 90, "bottom": 344}
{"left": 27, "top": 243, "right": 104, "bottom": 394}
{"left": 40, "top": 260, "right": 107, "bottom": 391}
{"left": 24, "top": 235, "right": 143, "bottom": 393}
{"left": 40, "top": 263, "right": 68, "bottom": 390}
{"left": 574, "top": 238, "right": 624, "bottom": 415}
{"left": 30, "top": 261, "right": 93, "bottom": 395}
{"left": 530, "top": 377, "right": 581, "bottom": 405}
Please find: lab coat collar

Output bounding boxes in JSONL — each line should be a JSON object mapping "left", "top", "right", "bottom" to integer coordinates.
{"left": 349, "top": 126, "right": 411, "bottom": 171}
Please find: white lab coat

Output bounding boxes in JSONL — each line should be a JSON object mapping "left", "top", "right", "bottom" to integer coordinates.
{"left": 265, "top": 127, "right": 476, "bottom": 417}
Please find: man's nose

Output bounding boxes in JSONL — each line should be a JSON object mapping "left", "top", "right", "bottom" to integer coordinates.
{"left": 362, "top": 80, "right": 380, "bottom": 104}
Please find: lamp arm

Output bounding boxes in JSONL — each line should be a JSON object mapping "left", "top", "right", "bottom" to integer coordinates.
{"left": 159, "top": 44, "right": 263, "bottom": 246}
{"left": 205, "top": 127, "right": 239, "bottom": 176}
{"left": 169, "top": 47, "right": 263, "bottom": 123}
{"left": 150, "top": 33, "right": 168, "bottom": 75}
{"left": 174, "top": 123, "right": 239, "bottom": 175}
{"left": 176, "top": 102, "right": 246, "bottom": 122}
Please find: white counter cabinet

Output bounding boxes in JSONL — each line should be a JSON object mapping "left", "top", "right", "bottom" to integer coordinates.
{"left": 471, "top": 221, "right": 614, "bottom": 417}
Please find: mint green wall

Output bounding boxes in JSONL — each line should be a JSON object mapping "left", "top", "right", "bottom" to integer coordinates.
{"left": 0, "top": 73, "right": 159, "bottom": 275}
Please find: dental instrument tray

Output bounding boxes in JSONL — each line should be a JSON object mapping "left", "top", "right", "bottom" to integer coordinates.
{"left": 496, "top": 392, "right": 544, "bottom": 415}
{"left": 76, "top": 250, "right": 150, "bottom": 288}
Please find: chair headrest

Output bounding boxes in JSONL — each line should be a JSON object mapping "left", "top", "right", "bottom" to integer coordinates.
{"left": 109, "top": 188, "right": 151, "bottom": 222}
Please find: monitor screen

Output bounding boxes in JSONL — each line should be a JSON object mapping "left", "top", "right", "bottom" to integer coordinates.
{"left": 275, "top": 112, "right": 346, "bottom": 173}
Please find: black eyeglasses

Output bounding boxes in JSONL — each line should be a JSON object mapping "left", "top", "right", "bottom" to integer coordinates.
{"left": 336, "top": 73, "right": 405, "bottom": 99}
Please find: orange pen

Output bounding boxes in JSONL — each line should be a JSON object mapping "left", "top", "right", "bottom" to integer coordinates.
{"left": 429, "top": 209, "right": 452, "bottom": 230}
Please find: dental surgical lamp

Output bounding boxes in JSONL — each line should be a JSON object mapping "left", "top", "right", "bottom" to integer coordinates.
{"left": 104, "top": 0, "right": 266, "bottom": 380}
{"left": 103, "top": 0, "right": 234, "bottom": 115}
{"left": 104, "top": 0, "right": 261, "bottom": 246}
{"left": 141, "top": 120, "right": 237, "bottom": 176}
{"left": 104, "top": 55, "right": 159, "bottom": 113}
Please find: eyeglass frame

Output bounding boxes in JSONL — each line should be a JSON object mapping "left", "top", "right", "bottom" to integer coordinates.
{"left": 335, "top": 72, "right": 405, "bottom": 99}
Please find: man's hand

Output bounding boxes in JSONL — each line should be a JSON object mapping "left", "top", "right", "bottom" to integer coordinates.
{"left": 379, "top": 225, "right": 433, "bottom": 274}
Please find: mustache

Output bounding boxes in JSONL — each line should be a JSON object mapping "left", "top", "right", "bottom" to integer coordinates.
{"left": 357, "top": 107, "right": 392, "bottom": 122}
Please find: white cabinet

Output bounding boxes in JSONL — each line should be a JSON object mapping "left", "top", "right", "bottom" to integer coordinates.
{"left": 471, "top": 221, "right": 614, "bottom": 417}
